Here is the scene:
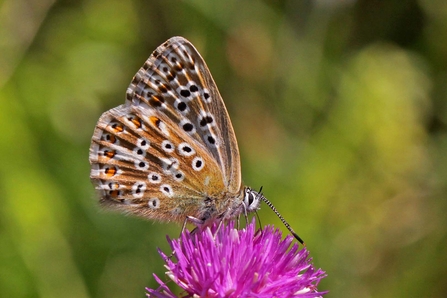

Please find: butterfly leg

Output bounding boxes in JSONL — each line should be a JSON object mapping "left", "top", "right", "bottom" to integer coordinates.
{"left": 179, "top": 215, "right": 206, "bottom": 239}
{"left": 213, "top": 219, "right": 225, "bottom": 237}
{"left": 241, "top": 202, "right": 249, "bottom": 226}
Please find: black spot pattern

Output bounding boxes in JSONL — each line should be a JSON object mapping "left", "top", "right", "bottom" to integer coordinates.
{"left": 149, "top": 173, "right": 160, "bottom": 182}
{"left": 200, "top": 115, "right": 214, "bottom": 127}
{"left": 183, "top": 123, "right": 194, "bottom": 132}
{"left": 180, "top": 89, "right": 191, "bottom": 97}
{"left": 149, "top": 198, "right": 159, "bottom": 208}
{"left": 207, "top": 136, "right": 216, "bottom": 145}
{"left": 160, "top": 184, "right": 173, "bottom": 196}
{"left": 177, "top": 102, "right": 187, "bottom": 111}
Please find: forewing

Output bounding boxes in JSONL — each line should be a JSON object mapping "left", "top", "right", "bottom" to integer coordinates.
{"left": 126, "top": 37, "right": 242, "bottom": 194}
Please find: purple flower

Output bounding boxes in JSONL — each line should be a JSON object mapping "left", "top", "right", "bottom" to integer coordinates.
{"left": 147, "top": 220, "right": 327, "bottom": 297}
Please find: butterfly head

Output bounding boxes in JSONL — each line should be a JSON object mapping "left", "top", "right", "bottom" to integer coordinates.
{"left": 242, "top": 187, "right": 263, "bottom": 213}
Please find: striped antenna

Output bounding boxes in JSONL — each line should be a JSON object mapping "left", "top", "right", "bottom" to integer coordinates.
{"left": 258, "top": 188, "right": 305, "bottom": 245}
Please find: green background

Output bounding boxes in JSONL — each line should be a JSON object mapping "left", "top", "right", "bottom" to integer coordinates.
{"left": 1, "top": 0, "right": 446, "bottom": 297}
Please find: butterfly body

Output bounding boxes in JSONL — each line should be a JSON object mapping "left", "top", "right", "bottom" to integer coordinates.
{"left": 89, "top": 37, "right": 262, "bottom": 226}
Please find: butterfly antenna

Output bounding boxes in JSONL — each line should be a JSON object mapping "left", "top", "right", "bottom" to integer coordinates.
{"left": 258, "top": 188, "right": 305, "bottom": 245}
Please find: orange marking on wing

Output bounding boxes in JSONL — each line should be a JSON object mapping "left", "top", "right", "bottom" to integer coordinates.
{"left": 104, "top": 150, "right": 116, "bottom": 159}
{"left": 109, "top": 190, "right": 120, "bottom": 198}
{"left": 112, "top": 123, "right": 124, "bottom": 132}
{"left": 149, "top": 116, "right": 161, "bottom": 127}
{"left": 131, "top": 117, "right": 142, "bottom": 128}
{"left": 105, "top": 166, "right": 117, "bottom": 177}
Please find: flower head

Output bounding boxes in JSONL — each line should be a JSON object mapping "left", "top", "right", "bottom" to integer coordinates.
{"left": 147, "top": 220, "right": 327, "bottom": 297}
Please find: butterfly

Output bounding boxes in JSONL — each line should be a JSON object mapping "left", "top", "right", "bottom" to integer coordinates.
{"left": 89, "top": 37, "right": 303, "bottom": 244}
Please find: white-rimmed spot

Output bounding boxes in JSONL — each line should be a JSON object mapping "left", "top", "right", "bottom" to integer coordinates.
{"left": 137, "top": 138, "right": 150, "bottom": 150}
{"left": 201, "top": 88, "right": 211, "bottom": 103}
{"left": 178, "top": 142, "right": 195, "bottom": 157}
{"left": 161, "top": 140, "right": 175, "bottom": 153}
{"left": 204, "top": 133, "right": 219, "bottom": 147}
{"left": 135, "top": 160, "right": 149, "bottom": 170}
{"left": 158, "top": 62, "right": 170, "bottom": 74}
{"left": 148, "top": 197, "right": 160, "bottom": 209}
{"left": 192, "top": 156, "right": 205, "bottom": 171}
{"left": 133, "top": 147, "right": 146, "bottom": 157}
{"left": 179, "top": 119, "right": 196, "bottom": 135}
{"left": 132, "top": 182, "right": 147, "bottom": 198}
{"left": 160, "top": 184, "right": 173, "bottom": 197}
{"left": 177, "top": 87, "right": 193, "bottom": 100}
{"left": 175, "top": 99, "right": 189, "bottom": 115}
{"left": 187, "top": 81, "right": 200, "bottom": 94}
{"left": 173, "top": 170, "right": 185, "bottom": 182}
{"left": 166, "top": 52, "right": 181, "bottom": 65}
{"left": 148, "top": 172, "right": 161, "bottom": 184}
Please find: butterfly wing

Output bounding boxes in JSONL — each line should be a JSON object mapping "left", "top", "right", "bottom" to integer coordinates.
{"left": 126, "top": 37, "right": 242, "bottom": 194}
{"left": 89, "top": 37, "right": 242, "bottom": 223}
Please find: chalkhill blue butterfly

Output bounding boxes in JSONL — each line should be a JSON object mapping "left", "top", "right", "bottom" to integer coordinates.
{"left": 89, "top": 37, "right": 303, "bottom": 244}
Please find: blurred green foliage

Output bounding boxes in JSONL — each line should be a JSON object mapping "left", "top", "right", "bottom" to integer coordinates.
{"left": 1, "top": 0, "right": 447, "bottom": 297}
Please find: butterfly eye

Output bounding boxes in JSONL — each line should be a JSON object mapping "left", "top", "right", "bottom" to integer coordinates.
{"left": 244, "top": 189, "right": 260, "bottom": 212}
{"left": 247, "top": 192, "right": 254, "bottom": 205}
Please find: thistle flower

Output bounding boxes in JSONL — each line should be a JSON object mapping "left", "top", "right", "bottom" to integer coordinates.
{"left": 147, "top": 220, "right": 327, "bottom": 297}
